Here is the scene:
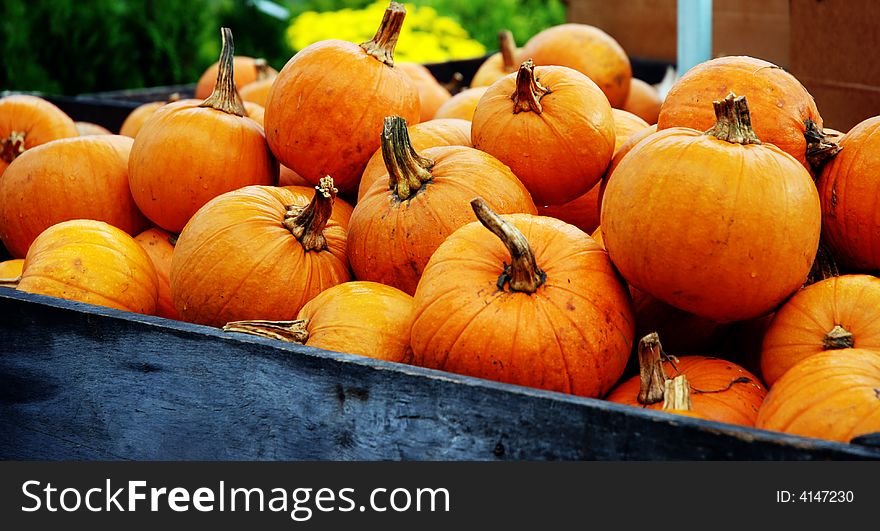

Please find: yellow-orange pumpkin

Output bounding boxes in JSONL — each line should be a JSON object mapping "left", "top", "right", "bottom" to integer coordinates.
{"left": 18, "top": 219, "right": 158, "bottom": 314}
{"left": 119, "top": 94, "right": 181, "bottom": 138}
{"left": 470, "top": 30, "right": 521, "bottom": 87}
{"left": 432, "top": 86, "right": 487, "bottom": 121}
{"left": 239, "top": 76, "right": 276, "bottom": 107}
{"left": 0, "top": 95, "right": 78, "bottom": 176}
{"left": 134, "top": 228, "right": 179, "bottom": 320}
{"left": 396, "top": 62, "right": 451, "bottom": 122}
{"left": 0, "top": 258, "right": 24, "bottom": 279}
{"left": 622, "top": 78, "right": 661, "bottom": 124}
{"left": 0, "top": 135, "right": 149, "bottom": 258}
{"left": 76, "top": 122, "right": 111, "bottom": 136}
{"left": 195, "top": 56, "right": 277, "bottom": 100}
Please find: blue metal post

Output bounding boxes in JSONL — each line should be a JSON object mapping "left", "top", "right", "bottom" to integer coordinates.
{"left": 677, "top": 0, "right": 713, "bottom": 76}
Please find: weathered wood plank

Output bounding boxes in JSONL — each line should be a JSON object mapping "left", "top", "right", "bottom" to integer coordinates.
{"left": 1, "top": 290, "right": 877, "bottom": 460}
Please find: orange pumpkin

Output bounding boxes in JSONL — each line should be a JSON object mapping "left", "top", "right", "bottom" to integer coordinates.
{"left": 119, "top": 94, "right": 181, "bottom": 138}
{"left": 396, "top": 62, "right": 451, "bottom": 122}
{"left": 818, "top": 116, "right": 880, "bottom": 270}
{"left": 622, "top": 78, "right": 661, "bottom": 124}
{"left": 432, "top": 86, "right": 487, "bottom": 121}
{"left": 0, "top": 95, "right": 78, "bottom": 176}
{"left": 243, "top": 101, "right": 265, "bottom": 127}
{"left": 521, "top": 23, "right": 632, "bottom": 108}
{"left": 129, "top": 29, "right": 277, "bottom": 233}
{"left": 658, "top": 56, "right": 838, "bottom": 172}
{"left": 472, "top": 60, "right": 615, "bottom": 206}
{"left": 170, "top": 178, "right": 350, "bottom": 327}
{"left": 239, "top": 76, "right": 276, "bottom": 107}
{"left": 607, "top": 333, "right": 767, "bottom": 426}
{"left": 756, "top": 348, "right": 880, "bottom": 442}
{"left": 264, "top": 2, "right": 420, "bottom": 194}
{"left": 471, "top": 30, "right": 521, "bottom": 87}
{"left": 279, "top": 165, "right": 310, "bottom": 187}
{"left": 0, "top": 135, "right": 149, "bottom": 258}
{"left": 134, "top": 228, "right": 180, "bottom": 320}
{"left": 610, "top": 109, "right": 650, "bottom": 148}
{"left": 761, "top": 275, "right": 880, "bottom": 386}
{"left": 357, "top": 117, "right": 471, "bottom": 201}
{"left": 411, "top": 199, "right": 634, "bottom": 397}
{"left": 76, "top": 122, "right": 111, "bottom": 136}
{"left": 0, "top": 258, "right": 24, "bottom": 279}
{"left": 17, "top": 219, "right": 158, "bottom": 314}
{"left": 596, "top": 124, "right": 658, "bottom": 211}
{"left": 602, "top": 93, "right": 821, "bottom": 322}
{"left": 349, "top": 116, "right": 536, "bottom": 295}
{"left": 195, "top": 56, "right": 277, "bottom": 99}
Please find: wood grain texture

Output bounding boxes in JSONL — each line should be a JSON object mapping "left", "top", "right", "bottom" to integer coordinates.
{"left": 0, "top": 289, "right": 877, "bottom": 461}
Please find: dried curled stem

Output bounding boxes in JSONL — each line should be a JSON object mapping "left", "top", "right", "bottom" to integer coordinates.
{"left": 359, "top": 2, "right": 406, "bottom": 67}
{"left": 223, "top": 319, "right": 309, "bottom": 343}
{"left": 1, "top": 131, "right": 26, "bottom": 163}
{"left": 200, "top": 27, "right": 248, "bottom": 117}
{"left": 823, "top": 325, "right": 855, "bottom": 350}
{"left": 382, "top": 116, "right": 434, "bottom": 200}
{"left": 512, "top": 59, "right": 550, "bottom": 114}
{"left": 662, "top": 375, "right": 693, "bottom": 412}
{"left": 471, "top": 198, "right": 545, "bottom": 293}
{"left": 705, "top": 92, "right": 761, "bottom": 145}
{"left": 805, "top": 119, "right": 842, "bottom": 174}
{"left": 637, "top": 332, "right": 670, "bottom": 405}
{"left": 283, "top": 176, "right": 337, "bottom": 252}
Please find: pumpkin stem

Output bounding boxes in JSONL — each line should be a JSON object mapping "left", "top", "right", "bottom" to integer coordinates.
{"left": 199, "top": 27, "right": 248, "bottom": 117}
{"left": 470, "top": 198, "right": 546, "bottom": 294}
{"left": 283, "top": 176, "right": 337, "bottom": 252}
{"left": 382, "top": 116, "right": 434, "bottom": 201}
{"left": 360, "top": 2, "right": 406, "bottom": 67}
{"left": 167, "top": 234, "right": 178, "bottom": 246}
{"left": 498, "top": 30, "right": 517, "bottom": 71}
{"left": 705, "top": 92, "right": 761, "bottom": 145}
{"left": 512, "top": 59, "right": 550, "bottom": 114}
{"left": 168, "top": 92, "right": 182, "bottom": 103}
{"left": 637, "top": 332, "right": 670, "bottom": 405}
{"left": 662, "top": 375, "right": 693, "bottom": 412}
{"left": 804, "top": 118, "right": 842, "bottom": 174}
{"left": 0, "top": 275, "right": 21, "bottom": 289}
{"left": 823, "top": 325, "right": 855, "bottom": 350}
{"left": 805, "top": 239, "right": 840, "bottom": 286}
{"left": 443, "top": 72, "right": 465, "bottom": 95}
{"left": 223, "top": 319, "right": 309, "bottom": 343}
{"left": 254, "top": 58, "right": 273, "bottom": 81}
{"left": 0, "top": 131, "right": 26, "bottom": 164}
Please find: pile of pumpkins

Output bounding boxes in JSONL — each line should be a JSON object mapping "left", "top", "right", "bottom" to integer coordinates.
{"left": 1, "top": 2, "right": 878, "bottom": 446}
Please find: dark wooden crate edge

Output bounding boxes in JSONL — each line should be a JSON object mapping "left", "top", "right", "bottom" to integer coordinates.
{"left": 0, "top": 289, "right": 876, "bottom": 460}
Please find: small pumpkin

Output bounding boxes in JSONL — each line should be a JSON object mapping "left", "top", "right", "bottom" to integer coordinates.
{"left": 607, "top": 333, "right": 767, "bottom": 426}
{"left": 658, "top": 56, "right": 839, "bottom": 172}
{"left": 601, "top": 93, "right": 821, "bottom": 322}
{"left": 134, "top": 228, "right": 180, "bottom": 320}
{"left": 622, "top": 78, "right": 661, "bottom": 124}
{"left": 243, "top": 101, "right": 265, "bottom": 127}
{"left": 471, "top": 30, "right": 521, "bottom": 87}
{"left": 195, "top": 56, "right": 276, "bottom": 100}
{"left": 432, "top": 87, "right": 487, "bottom": 121}
{"left": 76, "top": 122, "right": 111, "bottom": 136}
{"left": 279, "top": 165, "right": 310, "bottom": 187}
{"left": 761, "top": 275, "right": 880, "bottom": 386}
{"left": 118, "top": 94, "right": 181, "bottom": 138}
{"left": 472, "top": 60, "right": 615, "bottom": 206}
{"left": 129, "top": 28, "right": 277, "bottom": 233}
{"left": 610, "top": 109, "right": 650, "bottom": 148}
{"left": 170, "top": 177, "right": 350, "bottom": 327}
{"left": 0, "top": 95, "right": 78, "bottom": 176}
{"left": 264, "top": 2, "right": 420, "bottom": 194}
{"left": 239, "top": 75, "right": 277, "bottom": 108}
{"left": 521, "top": 23, "right": 632, "bottom": 108}
{"left": 349, "top": 116, "right": 536, "bottom": 295}
{"left": 410, "top": 198, "right": 634, "bottom": 397}
{"left": 396, "top": 62, "right": 451, "bottom": 122}
{"left": 817, "top": 116, "right": 880, "bottom": 270}
{"left": 357, "top": 117, "right": 471, "bottom": 201}
{"left": 17, "top": 219, "right": 158, "bottom": 314}
{"left": 756, "top": 348, "right": 880, "bottom": 443}
{"left": 0, "top": 258, "right": 24, "bottom": 280}
{"left": 0, "top": 135, "right": 149, "bottom": 258}
{"left": 225, "top": 281, "right": 414, "bottom": 363}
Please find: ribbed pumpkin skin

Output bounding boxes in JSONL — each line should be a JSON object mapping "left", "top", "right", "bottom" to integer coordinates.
{"left": 297, "top": 281, "right": 414, "bottom": 363}
{"left": 0, "top": 95, "right": 78, "bottom": 175}
{"left": 170, "top": 186, "right": 350, "bottom": 327}
{"left": 128, "top": 99, "right": 277, "bottom": 233}
{"left": 623, "top": 78, "right": 662, "bottom": 124}
{"left": 818, "top": 116, "right": 880, "bottom": 270}
{"left": 396, "top": 62, "right": 451, "bottom": 122}
{"left": 281, "top": 185, "right": 354, "bottom": 230}
{"left": 264, "top": 41, "right": 420, "bottom": 194}
{"left": 18, "top": 219, "right": 158, "bottom": 314}
{"left": 119, "top": 101, "right": 165, "bottom": 138}
{"left": 239, "top": 77, "right": 275, "bottom": 107}
{"left": 472, "top": 65, "right": 615, "bottom": 206}
{"left": 0, "top": 135, "right": 149, "bottom": 258}
{"left": 134, "top": 228, "right": 179, "bottom": 320}
{"left": 411, "top": 215, "right": 634, "bottom": 398}
{"left": 195, "top": 56, "right": 277, "bottom": 99}
{"left": 756, "top": 348, "right": 880, "bottom": 442}
{"left": 433, "top": 87, "right": 487, "bottom": 121}
{"left": 761, "top": 275, "right": 880, "bottom": 386}
{"left": 658, "top": 56, "right": 822, "bottom": 169}
{"left": 607, "top": 356, "right": 767, "bottom": 426}
{"left": 349, "top": 145, "right": 537, "bottom": 295}
{"left": 521, "top": 24, "right": 632, "bottom": 108}
{"left": 601, "top": 127, "right": 821, "bottom": 322}
{"left": 357, "top": 118, "right": 471, "bottom": 201}
{"left": 0, "top": 258, "right": 24, "bottom": 278}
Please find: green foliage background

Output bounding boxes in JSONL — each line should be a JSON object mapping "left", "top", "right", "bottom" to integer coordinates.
{"left": 0, "top": 0, "right": 564, "bottom": 95}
